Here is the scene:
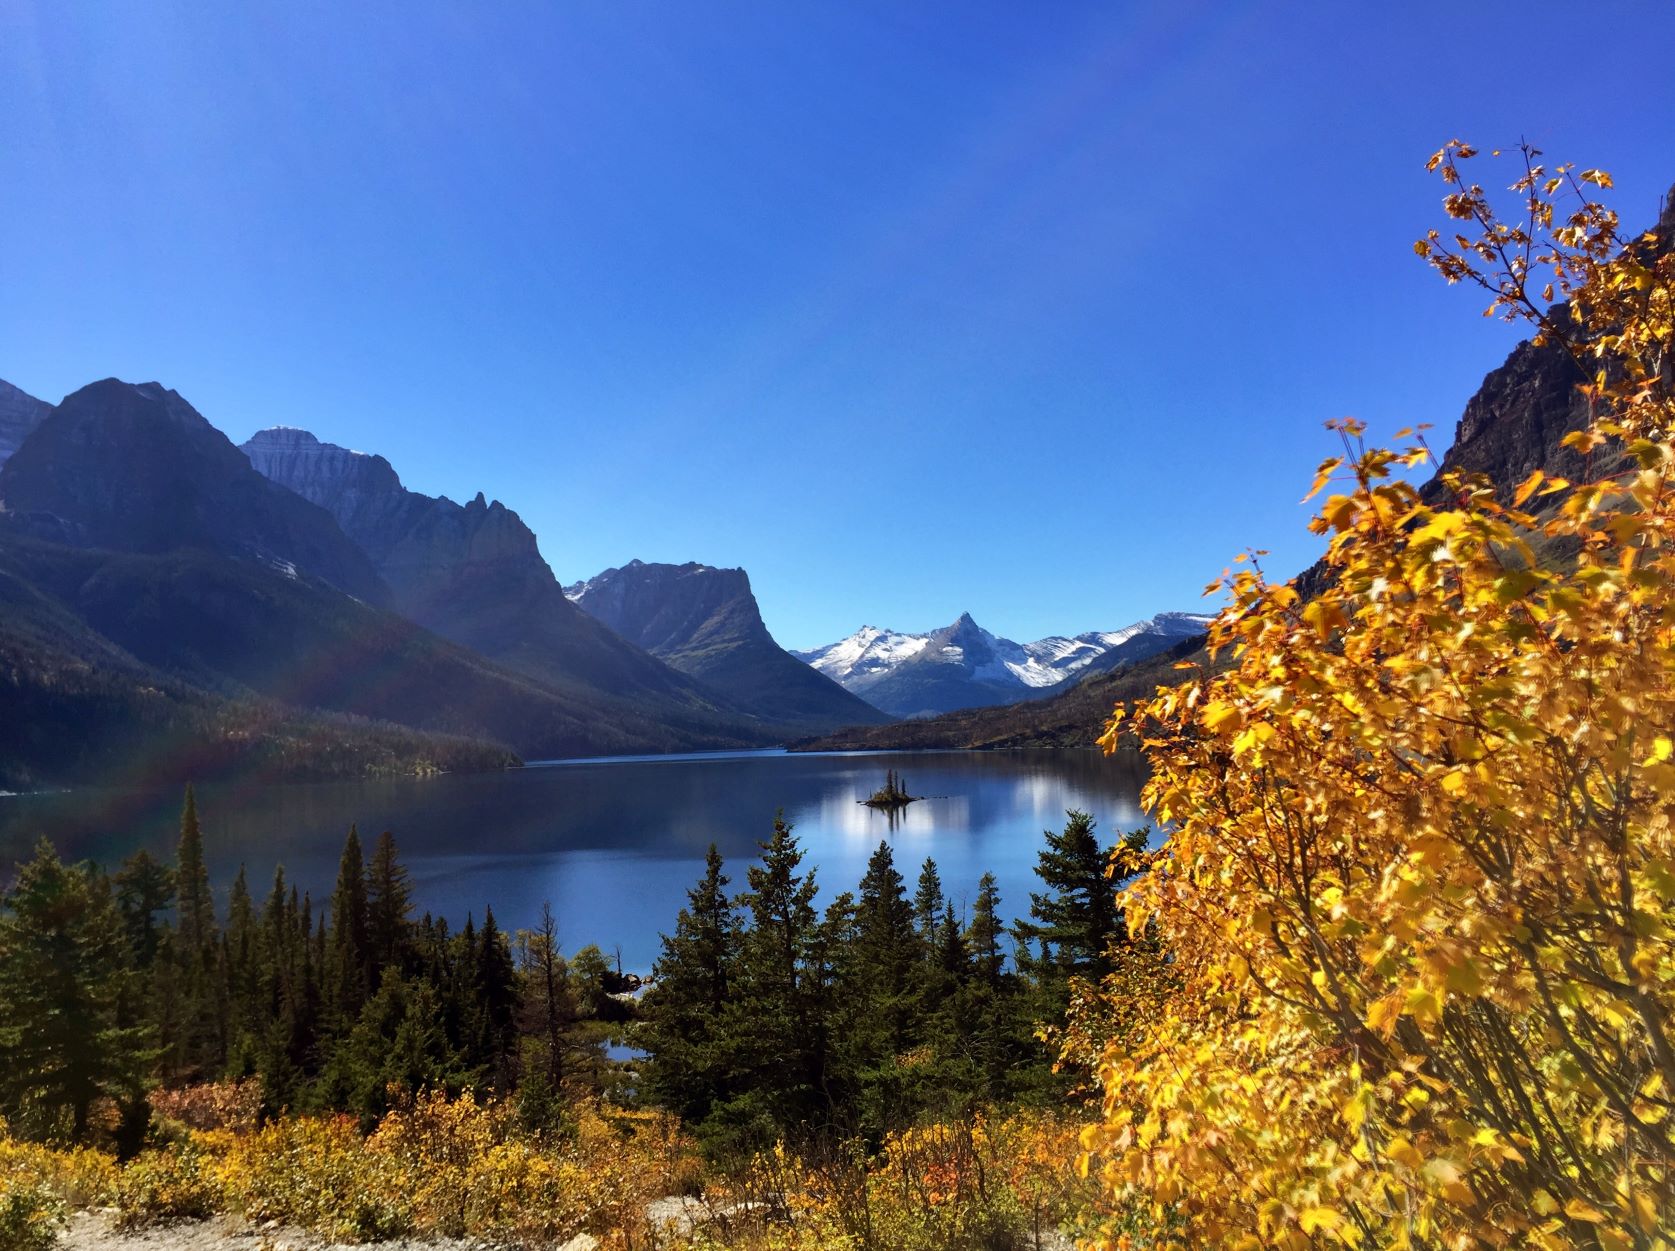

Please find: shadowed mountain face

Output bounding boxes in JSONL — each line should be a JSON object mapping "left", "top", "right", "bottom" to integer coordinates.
{"left": 1, "top": 380, "right": 389, "bottom": 605}
{"left": 240, "top": 427, "right": 756, "bottom": 720}
{"left": 0, "top": 381, "right": 52, "bottom": 468}
{"left": 563, "top": 560, "right": 891, "bottom": 732}
{"left": 0, "top": 382, "right": 787, "bottom": 785}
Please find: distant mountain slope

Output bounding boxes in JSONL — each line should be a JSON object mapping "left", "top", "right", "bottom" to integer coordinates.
{"left": 0, "top": 380, "right": 52, "bottom": 468}
{"left": 0, "top": 381, "right": 785, "bottom": 783}
{"left": 0, "top": 530, "right": 776, "bottom": 765}
{"left": 0, "top": 536, "right": 517, "bottom": 790}
{"left": 796, "top": 611, "right": 1212, "bottom": 717}
{"left": 563, "top": 559, "right": 891, "bottom": 732}
{"left": 797, "top": 633, "right": 1217, "bottom": 751}
{"left": 2, "top": 380, "right": 389, "bottom": 604}
{"left": 241, "top": 427, "right": 770, "bottom": 728}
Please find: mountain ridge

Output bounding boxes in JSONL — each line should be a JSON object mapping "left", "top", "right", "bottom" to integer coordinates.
{"left": 796, "top": 610, "right": 1213, "bottom": 717}
{"left": 564, "top": 559, "right": 891, "bottom": 733}
{"left": 241, "top": 426, "right": 783, "bottom": 732}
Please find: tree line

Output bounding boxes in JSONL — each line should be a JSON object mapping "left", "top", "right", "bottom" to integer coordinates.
{"left": 0, "top": 786, "right": 1146, "bottom": 1161}
{"left": 639, "top": 810, "right": 1148, "bottom": 1154}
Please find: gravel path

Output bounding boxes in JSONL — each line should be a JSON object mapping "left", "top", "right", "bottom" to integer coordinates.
{"left": 59, "top": 1211, "right": 572, "bottom": 1251}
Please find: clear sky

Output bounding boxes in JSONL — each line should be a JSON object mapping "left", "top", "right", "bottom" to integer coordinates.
{"left": 3, "top": 2, "right": 1672, "bottom": 650}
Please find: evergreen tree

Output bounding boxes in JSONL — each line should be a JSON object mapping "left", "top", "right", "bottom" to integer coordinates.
{"left": 835, "top": 841, "right": 925, "bottom": 1137}
{"left": 113, "top": 849, "right": 174, "bottom": 969}
{"left": 968, "top": 873, "right": 1006, "bottom": 989}
{"left": 366, "top": 830, "right": 413, "bottom": 983}
{"left": 474, "top": 906, "right": 519, "bottom": 1087}
{"left": 853, "top": 841, "right": 921, "bottom": 1059}
{"left": 0, "top": 842, "right": 153, "bottom": 1142}
{"left": 727, "top": 814, "right": 825, "bottom": 1145}
{"left": 913, "top": 857, "right": 945, "bottom": 947}
{"left": 171, "top": 785, "right": 224, "bottom": 1076}
{"left": 223, "top": 866, "right": 261, "bottom": 1074}
{"left": 641, "top": 846, "right": 738, "bottom": 1126}
{"left": 327, "top": 825, "right": 371, "bottom": 1023}
{"left": 514, "top": 902, "right": 573, "bottom": 1131}
{"left": 320, "top": 975, "right": 469, "bottom": 1129}
{"left": 1013, "top": 810, "right": 1129, "bottom": 987}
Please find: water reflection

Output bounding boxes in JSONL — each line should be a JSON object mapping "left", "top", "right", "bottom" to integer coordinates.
{"left": 0, "top": 749, "right": 1147, "bottom": 973}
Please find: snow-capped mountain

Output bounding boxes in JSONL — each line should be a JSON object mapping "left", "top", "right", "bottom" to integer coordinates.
{"left": 796, "top": 611, "right": 1213, "bottom": 718}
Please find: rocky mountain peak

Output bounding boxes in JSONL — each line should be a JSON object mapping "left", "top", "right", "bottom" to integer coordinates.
{"left": 566, "top": 558, "right": 890, "bottom": 731}
{"left": 0, "top": 379, "right": 53, "bottom": 468}
{"left": 0, "top": 379, "right": 389, "bottom": 604}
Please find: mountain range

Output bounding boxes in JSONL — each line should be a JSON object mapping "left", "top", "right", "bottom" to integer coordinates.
{"left": 795, "top": 611, "right": 1212, "bottom": 718}
{"left": 0, "top": 381, "right": 840, "bottom": 787}
{"left": 0, "top": 229, "right": 1605, "bottom": 790}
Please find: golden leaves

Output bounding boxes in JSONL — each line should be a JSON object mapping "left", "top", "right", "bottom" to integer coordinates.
{"left": 1079, "top": 142, "right": 1675, "bottom": 1251}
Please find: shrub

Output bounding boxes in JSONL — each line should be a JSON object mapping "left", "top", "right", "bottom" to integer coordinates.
{"left": 148, "top": 1080, "right": 262, "bottom": 1133}
{"left": 0, "top": 1175, "right": 63, "bottom": 1251}
{"left": 1078, "top": 147, "right": 1675, "bottom": 1249}
{"left": 0, "top": 1135, "right": 118, "bottom": 1209}
{"left": 223, "top": 1115, "right": 412, "bottom": 1242}
{"left": 114, "top": 1141, "right": 223, "bottom": 1228}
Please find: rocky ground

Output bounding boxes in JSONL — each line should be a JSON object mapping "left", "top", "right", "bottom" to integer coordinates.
{"left": 62, "top": 1202, "right": 1076, "bottom": 1250}
{"left": 61, "top": 1211, "right": 601, "bottom": 1251}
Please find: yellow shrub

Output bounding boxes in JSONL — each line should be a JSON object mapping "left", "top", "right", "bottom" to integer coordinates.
{"left": 1079, "top": 146, "right": 1675, "bottom": 1250}
{"left": 115, "top": 1141, "right": 224, "bottom": 1229}
{"left": 0, "top": 1174, "right": 62, "bottom": 1251}
{"left": 0, "top": 1136, "right": 117, "bottom": 1209}
{"left": 222, "top": 1115, "right": 411, "bottom": 1242}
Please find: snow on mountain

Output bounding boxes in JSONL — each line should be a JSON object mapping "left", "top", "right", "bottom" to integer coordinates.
{"left": 796, "top": 625, "right": 930, "bottom": 683}
{"left": 795, "top": 611, "right": 1214, "bottom": 717}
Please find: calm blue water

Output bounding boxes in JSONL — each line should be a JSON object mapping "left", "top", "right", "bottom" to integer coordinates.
{"left": 0, "top": 749, "right": 1147, "bottom": 973}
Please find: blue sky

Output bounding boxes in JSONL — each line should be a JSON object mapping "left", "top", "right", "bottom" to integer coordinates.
{"left": 4, "top": 2, "right": 1673, "bottom": 649}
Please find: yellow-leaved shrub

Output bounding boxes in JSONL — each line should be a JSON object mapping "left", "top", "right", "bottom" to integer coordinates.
{"left": 1079, "top": 146, "right": 1675, "bottom": 1250}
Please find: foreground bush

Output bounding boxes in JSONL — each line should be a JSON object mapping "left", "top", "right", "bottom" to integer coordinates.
{"left": 0, "top": 1176, "right": 63, "bottom": 1251}
{"left": 1081, "top": 149, "right": 1675, "bottom": 1249}
{"left": 0, "top": 1092, "right": 1087, "bottom": 1249}
{"left": 114, "top": 1141, "right": 224, "bottom": 1229}
{"left": 673, "top": 1110, "right": 1094, "bottom": 1251}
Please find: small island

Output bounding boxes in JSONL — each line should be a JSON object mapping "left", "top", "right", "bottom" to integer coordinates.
{"left": 860, "top": 767, "right": 920, "bottom": 810}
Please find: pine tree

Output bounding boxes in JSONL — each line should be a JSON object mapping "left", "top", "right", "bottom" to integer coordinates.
{"left": 913, "top": 857, "right": 945, "bottom": 946}
{"left": 728, "top": 813, "right": 825, "bottom": 1145}
{"left": 968, "top": 873, "right": 1006, "bottom": 989}
{"left": 854, "top": 841, "right": 920, "bottom": 1054}
{"left": 515, "top": 901, "right": 572, "bottom": 1130}
{"left": 0, "top": 842, "right": 153, "bottom": 1142}
{"left": 641, "top": 846, "right": 738, "bottom": 1126}
{"left": 171, "top": 785, "right": 223, "bottom": 1076}
{"left": 113, "top": 849, "right": 175, "bottom": 969}
{"left": 1013, "top": 810, "right": 1127, "bottom": 986}
{"left": 223, "top": 867, "right": 261, "bottom": 1073}
{"left": 327, "top": 826, "right": 371, "bottom": 1023}
{"left": 474, "top": 906, "right": 518, "bottom": 1088}
{"left": 845, "top": 841, "right": 925, "bottom": 1136}
{"left": 366, "top": 830, "right": 413, "bottom": 983}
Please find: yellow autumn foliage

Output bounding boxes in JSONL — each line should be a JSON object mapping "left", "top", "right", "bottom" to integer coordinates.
{"left": 1081, "top": 145, "right": 1675, "bottom": 1250}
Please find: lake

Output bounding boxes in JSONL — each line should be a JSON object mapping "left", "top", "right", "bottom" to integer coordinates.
{"left": 0, "top": 749, "right": 1148, "bottom": 973}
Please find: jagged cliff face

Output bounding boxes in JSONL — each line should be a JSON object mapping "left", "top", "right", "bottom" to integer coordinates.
{"left": 243, "top": 427, "right": 547, "bottom": 624}
{"left": 1421, "top": 325, "right": 1591, "bottom": 505}
{"left": 566, "top": 559, "right": 772, "bottom": 656}
{"left": 1423, "top": 187, "right": 1675, "bottom": 504}
{"left": 565, "top": 560, "right": 892, "bottom": 730}
{"left": 241, "top": 428, "right": 760, "bottom": 715}
{"left": 1, "top": 381, "right": 389, "bottom": 604}
{"left": 0, "top": 381, "right": 52, "bottom": 468}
